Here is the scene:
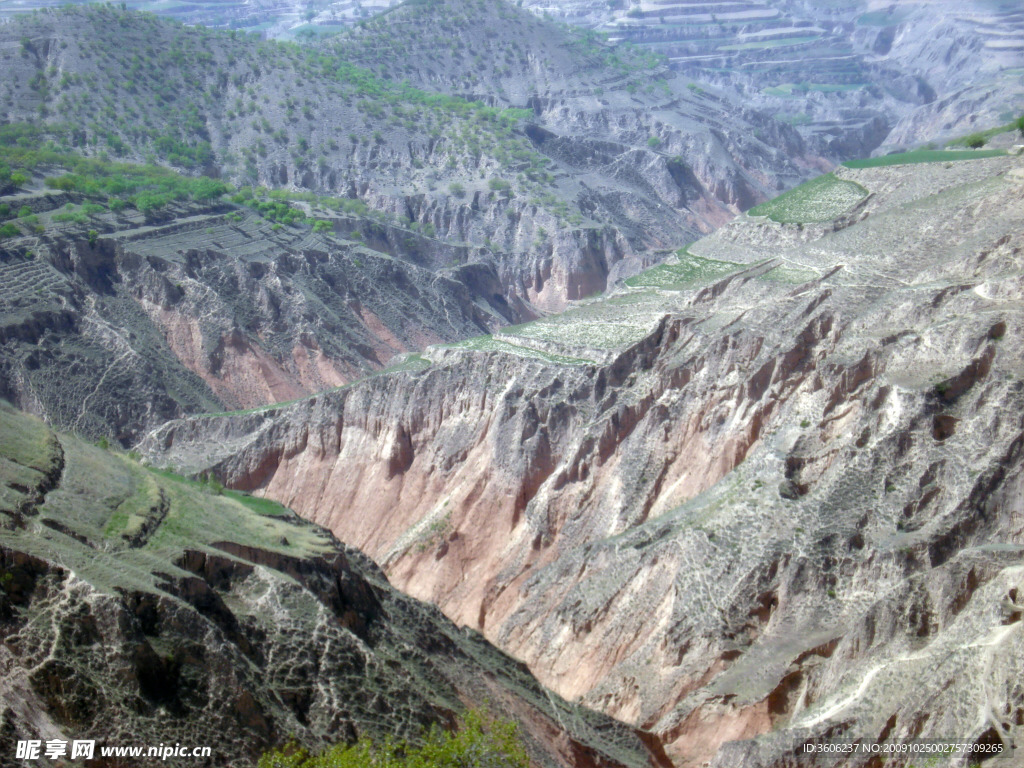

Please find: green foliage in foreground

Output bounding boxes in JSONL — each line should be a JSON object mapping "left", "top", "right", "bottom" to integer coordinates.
{"left": 258, "top": 710, "right": 529, "bottom": 768}
{"left": 843, "top": 148, "right": 1006, "bottom": 168}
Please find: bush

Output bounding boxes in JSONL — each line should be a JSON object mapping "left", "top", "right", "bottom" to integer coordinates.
{"left": 647, "top": 136, "right": 661, "bottom": 148}
{"left": 258, "top": 710, "right": 528, "bottom": 768}
{"left": 448, "top": 182, "right": 465, "bottom": 197}
{"left": 964, "top": 133, "right": 986, "bottom": 149}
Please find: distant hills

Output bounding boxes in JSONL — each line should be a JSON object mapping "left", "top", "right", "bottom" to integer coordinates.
{"left": 0, "top": 0, "right": 820, "bottom": 441}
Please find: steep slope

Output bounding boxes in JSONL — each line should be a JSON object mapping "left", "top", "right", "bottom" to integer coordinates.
{"left": 0, "top": 145, "right": 521, "bottom": 439}
{"left": 1, "top": 0, "right": 814, "bottom": 315}
{"left": 147, "top": 153, "right": 1024, "bottom": 764}
{"left": 0, "top": 403, "right": 660, "bottom": 768}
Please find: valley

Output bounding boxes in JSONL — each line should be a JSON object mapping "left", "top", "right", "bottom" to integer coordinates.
{"left": 0, "top": 403, "right": 658, "bottom": 767}
{"left": 147, "top": 152, "right": 1024, "bottom": 765}
{"left": 1, "top": 0, "right": 1023, "bottom": 765}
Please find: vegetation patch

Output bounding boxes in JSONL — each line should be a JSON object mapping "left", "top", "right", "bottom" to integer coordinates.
{"left": 258, "top": 708, "right": 528, "bottom": 768}
{"left": 447, "top": 335, "right": 596, "bottom": 365}
{"left": 626, "top": 249, "right": 740, "bottom": 290}
{"left": 748, "top": 173, "right": 866, "bottom": 223}
{"left": 843, "top": 149, "right": 1007, "bottom": 169}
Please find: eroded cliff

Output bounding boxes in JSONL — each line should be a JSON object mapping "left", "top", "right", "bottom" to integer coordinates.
{"left": 0, "top": 403, "right": 659, "bottom": 768}
{"left": 147, "top": 154, "right": 1024, "bottom": 765}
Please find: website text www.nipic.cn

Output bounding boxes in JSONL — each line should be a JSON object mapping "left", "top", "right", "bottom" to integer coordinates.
{"left": 16, "top": 739, "right": 212, "bottom": 761}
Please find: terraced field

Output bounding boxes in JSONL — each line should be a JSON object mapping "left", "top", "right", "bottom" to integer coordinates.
{"left": 433, "top": 155, "right": 1015, "bottom": 369}
{"left": 747, "top": 172, "right": 866, "bottom": 223}
{"left": 624, "top": 249, "right": 739, "bottom": 289}
{"left": 844, "top": 148, "right": 1009, "bottom": 169}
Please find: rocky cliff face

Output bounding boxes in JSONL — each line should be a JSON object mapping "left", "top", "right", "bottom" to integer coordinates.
{"left": 146, "top": 154, "right": 1024, "bottom": 765}
{"left": 0, "top": 191, "right": 521, "bottom": 440}
{"left": 0, "top": 403, "right": 659, "bottom": 768}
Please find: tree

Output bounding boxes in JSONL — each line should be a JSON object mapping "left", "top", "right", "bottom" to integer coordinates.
{"left": 964, "top": 133, "right": 986, "bottom": 149}
{"left": 1016, "top": 114, "right": 1024, "bottom": 137}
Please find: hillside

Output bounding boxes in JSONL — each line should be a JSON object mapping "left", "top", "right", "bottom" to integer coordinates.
{"left": 0, "top": 0, "right": 828, "bottom": 439}
{"left": 530, "top": 0, "right": 1024, "bottom": 159}
{"left": 0, "top": 402, "right": 660, "bottom": 768}
{"left": 146, "top": 152, "right": 1024, "bottom": 765}
{"left": 1, "top": 1, "right": 814, "bottom": 305}
{"left": 0, "top": 130, "right": 536, "bottom": 439}
{"left": 5, "top": 0, "right": 1018, "bottom": 161}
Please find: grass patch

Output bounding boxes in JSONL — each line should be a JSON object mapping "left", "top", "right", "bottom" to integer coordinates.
{"left": 222, "top": 489, "right": 290, "bottom": 517}
{"left": 446, "top": 335, "right": 595, "bottom": 365}
{"left": 760, "top": 264, "right": 820, "bottom": 284}
{"left": 748, "top": 173, "right": 867, "bottom": 223}
{"left": 0, "top": 402, "right": 59, "bottom": 474}
{"left": 625, "top": 250, "right": 740, "bottom": 290}
{"left": 843, "top": 149, "right": 1007, "bottom": 169}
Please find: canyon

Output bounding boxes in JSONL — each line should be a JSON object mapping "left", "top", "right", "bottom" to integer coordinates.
{"left": 0, "top": 403, "right": 661, "bottom": 768}
{"left": 1, "top": 0, "right": 1023, "bottom": 764}
{"left": 147, "top": 153, "right": 1024, "bottom": 765}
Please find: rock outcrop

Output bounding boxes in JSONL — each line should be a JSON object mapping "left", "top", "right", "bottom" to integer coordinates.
{"left": 146, "top": 154, "right": 1024, "bottom": 765}
{"left": 0, "top": 403, "right": 660, "bottom": 768}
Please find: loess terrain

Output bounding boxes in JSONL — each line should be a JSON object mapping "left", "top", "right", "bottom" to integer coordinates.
{"left": 0, "top": 0, "right": 821, "bottom": 441}
{"left": 0, "top": 402, "right": 660, "bottom": 768}
{"left": 1, "top": 0, "right": 1023, "bottom": 765}
{"left": 148, "top": 153, "right": 1024, "bottom": 766}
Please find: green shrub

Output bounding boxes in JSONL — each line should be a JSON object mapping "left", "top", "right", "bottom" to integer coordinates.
{"left": 646, "top": 136, "right": 661, "bottom": 148}
{"left": 964, "top": 133, "right": 986, "bottom": 149}
{"left": 258, "top": 709, "right": 528, "bottom": 768}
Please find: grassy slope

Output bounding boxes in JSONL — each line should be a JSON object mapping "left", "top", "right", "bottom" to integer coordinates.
{"left": 844, "top": 148, "right": 1008, "bottom": 168}
{"left": 0, "top": 402, "right": 331, "bottom": 595}
{"left": 747, "top": 172, "right": 867, "bottom": 223}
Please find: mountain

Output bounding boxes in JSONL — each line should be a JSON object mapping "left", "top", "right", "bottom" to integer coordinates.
{"left": 144, "top": 151, "right": 1024, "bottom": 765}
{"left": 6, "top": 0, "right": 1018, "bottom": 160}
{"left": 528, "top": 0, "right": 1024, "bottom": 159}
{"left": 0, "top": 402, "right": 661, "bottom": 768}
{"left": 2, "top": 1, "right": 813, "bottom": 301}
{"left": 0, "top": 1, "right": 823, "bottom": 440}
